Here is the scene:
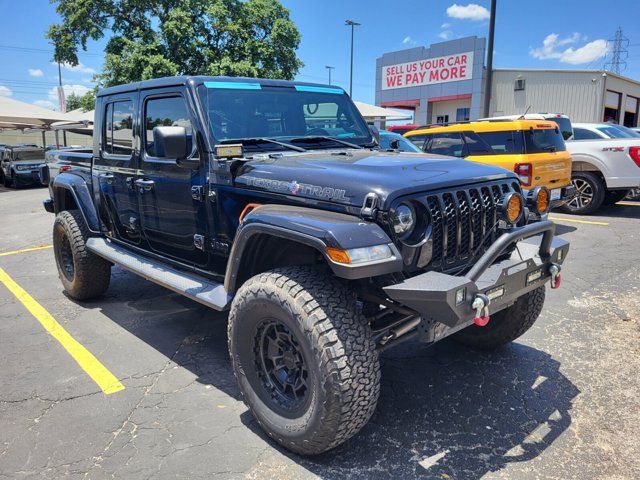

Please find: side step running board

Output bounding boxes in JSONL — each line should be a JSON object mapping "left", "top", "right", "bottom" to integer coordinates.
{"left": 86, "top": 237, "right": 231, "bottom": 311}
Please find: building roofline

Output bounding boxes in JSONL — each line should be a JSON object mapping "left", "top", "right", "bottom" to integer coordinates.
{"left": 494, "top": 68, "right": 640, "bottom": 86}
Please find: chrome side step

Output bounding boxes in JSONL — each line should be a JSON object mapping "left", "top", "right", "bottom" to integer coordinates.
{"left": 86, "top": 237, "right": 231, "bottom": 311}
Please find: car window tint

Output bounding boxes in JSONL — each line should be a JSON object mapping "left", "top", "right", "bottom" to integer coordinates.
{"left": 425, "top": 132, "right": 465, "bottom": 157}
{"left": 475, "top": 131, "right": 524, "bottom": 154}
{"left": 572, "top": 128, "right": 601, "bottom": 140}
{"left": 462, "top": 131, "right": 493, "bottom": 155}
{"left": 104, "top": 101, "right": 134, "bottom": 156}
{"left": 144, "top": 96, "right": 193, "bottom": 157}
{"left": 407, "top": 134, "right": 427, "bottom": 149}
{"left": 524, "top": 128, "right": 566, "bottom": 153}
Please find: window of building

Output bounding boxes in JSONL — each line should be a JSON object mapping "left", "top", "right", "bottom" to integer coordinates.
{"left": 104, "top": 101, "right": 134, "bottom": 156}
{"left": 624, "top": 96, "right": 639, "bottom": 128}
{"left": 144, "top": 96, "right": 193, "bottom": 157}
{"left": 514, "top": 79, "right": 525, "bottom": 91}
{"left": 436, "top": 115, "right": 449, "bottom": 124}
{"left": 603, "top": 90, "right": 621, "bottom": 123}
{"left": 456, "top": 108, "right": 470, "bottom": 122}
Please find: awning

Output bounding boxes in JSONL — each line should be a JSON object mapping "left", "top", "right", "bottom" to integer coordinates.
{"left": 0, "top": 96, "right": 68, "bottom": 128}
{"left": 354, "top": 101, "right": 411, "bottom": 121}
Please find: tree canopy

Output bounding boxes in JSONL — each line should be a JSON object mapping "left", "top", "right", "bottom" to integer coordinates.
{"left": 65, "top": 90, "right": 97, "bottom": 111}
{"left": 47, "top": 0, "right": 303, "bottom": 87}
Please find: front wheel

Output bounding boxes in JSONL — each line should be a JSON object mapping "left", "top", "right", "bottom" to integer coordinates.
{"left": 228, "top": 267, "right": 381, "bottom": 455}
{"left": 559, "top": 172, "right": 605, "bottom": 215}
{"left": 53, "top": 210, "right": 111, "bottom": 300}
{"left": 452, "top": 286, "right": 545, "bottom": 350}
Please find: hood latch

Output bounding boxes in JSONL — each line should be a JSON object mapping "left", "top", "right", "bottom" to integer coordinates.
{"left": 361, "top": 192, "right": 379, "bottom": 220}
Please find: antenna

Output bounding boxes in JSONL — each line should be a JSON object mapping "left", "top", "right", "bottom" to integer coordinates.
{"left": 604, "top": 27, "right": 629, "bottom": 74}
{"left": 518, "top": 105, "right": 531, "bottom": 120}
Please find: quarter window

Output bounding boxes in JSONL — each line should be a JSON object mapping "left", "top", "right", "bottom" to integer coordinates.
{"left": 144, "top": 96, "right": 193, "bottom": 157}
{"left": 104, "top": 101, "right": 134, "bottom": 156}
{"left": 407, "top": 134, "right": 428, "bottom": 149}
{"left": 572, "top": 127, "right": 602, "bottom": 140}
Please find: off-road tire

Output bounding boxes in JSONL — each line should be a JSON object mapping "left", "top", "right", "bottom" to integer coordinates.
{"left": 452, "top": 286, "right": 545, "bottom": 350}
{"left": 53, "top": 210, "right": 111, "bottom": 300}
{"left": 559, "top": 172, "right": 605, "bottom": 215}
{"left": 3, "top": 170, "right": 12, "bottom": 188}
{"left": 603, "top": 189, "right": 630, "bottom": 205}
{"left": 228, "top": 266, "right": 381, "bottom": 455}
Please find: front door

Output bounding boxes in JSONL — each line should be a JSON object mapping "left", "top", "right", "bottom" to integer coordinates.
{"left": 137, "top": 89, "right": 209, "bottom": 267}
{"left": 94, "top": 95, "right": 141, "bottom": 245}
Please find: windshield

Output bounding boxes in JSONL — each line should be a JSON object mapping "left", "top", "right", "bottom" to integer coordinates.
{"left": 13, "top": 150, "right": 45, "bottom": 161}
{"left": 524, "top": 128, "right": 566, "bottom": 153}
{"left": 612, "top": 125, "right": 640, "bottom": 138}
{"left": 544, "top": 116, "right": 573, "bottom": 140}
{"left": 379, "top": 132, "right": 422, "bottom": 152}
{"left": 198, "top": 83, "right": 372, "bottom": 151}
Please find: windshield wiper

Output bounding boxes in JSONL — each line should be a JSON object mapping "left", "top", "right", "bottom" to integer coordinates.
{"left": 221, "top": 137, "right": 307, "bottom": 153}
{"left": 289, "top": 136, "right": 364, "bottom": 149}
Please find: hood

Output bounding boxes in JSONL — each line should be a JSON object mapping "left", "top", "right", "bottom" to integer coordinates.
{"left": 234, "top": 149, "right": 515, "bottom": 209}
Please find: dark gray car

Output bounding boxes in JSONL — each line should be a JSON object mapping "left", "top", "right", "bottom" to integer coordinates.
{"left": 1, "top": 146, "right": 47, "bottom": 188}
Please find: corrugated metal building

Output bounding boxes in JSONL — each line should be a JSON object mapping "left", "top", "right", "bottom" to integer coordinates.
{"left": 376, "top": 38, "right": 640, "bottom": 128}
{"left": 491, "top": 69, "right": 640, "bottom": 126}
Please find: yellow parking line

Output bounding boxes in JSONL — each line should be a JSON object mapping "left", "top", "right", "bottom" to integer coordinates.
{"left": 0, "top": 244, "right": 53, "bottom": 257}
{"left": 0, "top": 267, "right": 124, "bottom": 394}
{"left": 549, "top": 216, "right": 609, "bottom": 226}
{"left": 617, "top": 201, "right": 640, "bottom": 207}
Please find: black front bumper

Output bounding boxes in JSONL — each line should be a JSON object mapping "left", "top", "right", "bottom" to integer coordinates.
{"left": 383, "top": 220, "right": 568, "bottom": 340}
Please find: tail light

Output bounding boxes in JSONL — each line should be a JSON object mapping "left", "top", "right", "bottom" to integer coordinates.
{"left": 59, "top": 165, "right": 71, "bottom": 173}
{"left": 514, "top": 163, "right": 532, "bottom": 186}
{"left": 630, "top": 146, "right": 640, "bottom": 167}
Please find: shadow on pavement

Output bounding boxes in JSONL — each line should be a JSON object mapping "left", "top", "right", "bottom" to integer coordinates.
{"left": 91, "top": 268, "right": 579, "bottom": 479}
{"left": 587, "top": 203, "right": 640, "bottom": 220}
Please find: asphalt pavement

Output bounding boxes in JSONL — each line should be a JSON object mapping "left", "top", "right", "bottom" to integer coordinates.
{"left": 1, "top": 185, "right": 639, "bottom": 479}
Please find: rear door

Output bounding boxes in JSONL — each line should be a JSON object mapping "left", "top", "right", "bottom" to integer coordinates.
{"left": 94, "top": 94, "right": 141, "bottom": 245}
{"left": 136, "top": 88, "right": 209, "bottom": 267}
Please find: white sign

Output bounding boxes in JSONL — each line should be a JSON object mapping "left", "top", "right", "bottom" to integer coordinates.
{"left": 382, "top": 51, "right": 474, "bottom": 90}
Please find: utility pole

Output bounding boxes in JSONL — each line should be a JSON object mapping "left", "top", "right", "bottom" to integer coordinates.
{"left": 345, "top": 19, "right": 360, "bottom": 97}
{"left": 483, "top": 0, "right": 496, "bottom": 117}
{"left": 325, "top": 65, "right": 335, "bottom": 85}
{"left": 57, "top": 60, "right": 67, "bottom": 146}
{"left": 604, "top": 27, "right": 629, "bottom": 75}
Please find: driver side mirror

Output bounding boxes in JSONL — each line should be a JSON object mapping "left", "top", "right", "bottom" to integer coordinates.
{"left": 369, "top": 125, "right": 380, "bottom": 146}
{"left": 153, "top": 126, "right": 190, "bottom": 160}
{"left": 389, "top": 139, "right": 400, "bottom": 150}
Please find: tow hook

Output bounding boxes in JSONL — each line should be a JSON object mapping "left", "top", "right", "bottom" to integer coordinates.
{"left": 549, "top": 264, "right": 562, "bottom": 289}
{"left": 471, "top": 294, "right": 490, "bottom": 327}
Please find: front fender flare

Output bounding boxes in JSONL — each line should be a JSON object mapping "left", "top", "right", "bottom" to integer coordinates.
{"left": 224, "top": 204, "right": 403, "bottom": 292}
{"left": 51, "top": 173, "right": 100, "bottom": 233}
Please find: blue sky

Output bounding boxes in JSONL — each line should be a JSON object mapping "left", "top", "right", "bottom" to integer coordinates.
{"left": 1, "top": 0, "right": 639, "bottom": 109}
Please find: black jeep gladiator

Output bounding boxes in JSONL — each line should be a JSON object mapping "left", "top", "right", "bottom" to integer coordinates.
{"left": 43, "top": 76, "right": 568, "bottom": 455}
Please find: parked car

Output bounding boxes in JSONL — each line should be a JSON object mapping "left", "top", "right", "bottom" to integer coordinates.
{"left": 379, "top": 130, "right": 423, "bottom": 152}
{"left": 571, "top": 122, "right": 640, "bottom": 140}
{"left": 405, "top": 119, "right": 574, "bottom": 213}
{"left": 43, "top": 75, "right": 569, "bottom": 455}
{"left": 0, "top": 145, "right": 47, "bottom": 188}
{"left": 562, "top": 136, "right": 640, "bottom": 214}
{"left": 479, "top": 113, "right": 574, "bottom": 141}
{"left": 386, "top": 124, "right": 421, "bottom": 134}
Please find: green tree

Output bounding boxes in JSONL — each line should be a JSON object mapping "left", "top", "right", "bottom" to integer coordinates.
{"left": 47, "top": 0, "right": 303, "bottom": 87}
{"left": 64, "top": 90, "right": 96, "bottom": 112}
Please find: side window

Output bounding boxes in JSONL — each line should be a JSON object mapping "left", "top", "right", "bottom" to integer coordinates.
{"left": 103, "top": 100, "right": 134, "bottom": 156}
{"left": 572, "top": 128, "right": 601, "bottom": 140}
{"left": 462, "top": 131, "right": 493, "bottom": 155}
{"left": 407, "top": 134, "right": 427, "bottom": 150}
{"left": 425, "top": 132, "right": 465, "bottom": 157}
{"left": 144, "top": 96, "right": 193, "bottom": 157}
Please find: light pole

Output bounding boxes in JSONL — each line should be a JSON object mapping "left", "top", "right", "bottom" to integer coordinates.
{"left": 345, "top": 19, "right": 360, "bottom": 97}
{"left": 483, "top": 0, "right": 497, "bottom": 117}
{"left": 325, "top": 65, "right": 335, "bottom": 85}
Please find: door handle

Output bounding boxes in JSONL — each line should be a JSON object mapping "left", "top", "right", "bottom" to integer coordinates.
{"left": 99, "top": 172, "right": 115, "bottom": 184}
{"left": 135, "top": 178, "right": 155, "bottom": 192}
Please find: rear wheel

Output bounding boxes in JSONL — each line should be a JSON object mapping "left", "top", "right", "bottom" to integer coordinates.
{"left": 53, "top": 210, "right": 111, "bottom": 300}
{"left": 603, "top": 189, "right": 630, "bottom": 205}
{"left": 559, "top": 172, "right": 605, "bottom": 215}
{"left": 228, "top": 266, "right": 380, "bottom": 455}
{"left": 452, "top": 286, "right": 545, "bottom": 350}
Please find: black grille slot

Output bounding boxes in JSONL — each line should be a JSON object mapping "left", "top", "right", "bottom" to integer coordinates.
{"left": 408, "top": 180, "right": 519, "bottom": 273}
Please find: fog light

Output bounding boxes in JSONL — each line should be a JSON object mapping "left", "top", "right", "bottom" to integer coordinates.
{"left": 326, "top": 244, "right": 394, "bottom": 265}
{"left": 455, "top": 287, "right": 466, "bottom": 305}
{"left": 499, "top": 192, "right": 524, "bottom": 225}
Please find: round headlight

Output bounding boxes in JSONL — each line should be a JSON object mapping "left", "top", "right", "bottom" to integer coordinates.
{"left": 392, "top": 203, "right": 415, "bottom": 237}
{"left": 500, "top": 192, "right": 524, "bottom": 225}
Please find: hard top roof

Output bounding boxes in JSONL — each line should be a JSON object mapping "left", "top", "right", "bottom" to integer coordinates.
{"left": 97, "top": 75, "right": 345, "bottom": 97}
{"left": 406, "top": 119, "right": 560, "bottom": 135}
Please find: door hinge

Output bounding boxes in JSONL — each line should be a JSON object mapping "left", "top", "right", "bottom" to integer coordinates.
{"left": 191, "top": 185, "right": 204, "bottom": 202}
{"left": 193, "top": 234, "right": 205, "bottom": 251}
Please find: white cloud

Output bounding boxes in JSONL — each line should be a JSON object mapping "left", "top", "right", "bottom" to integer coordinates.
{"left": 0, "top": 85, "right": 12, "bottom": 97}
{"left": 48, "top": 84, "right": 91, "bottom": 103}
{"left": 34, "top": 100, "right": 56, "bottom": 110}
{"left": 530, "top": 33, "right": 610, "bottom": 64}
{"left": 56, "top": 61, "right": 96, "bottom": 75}
{"left": 438, "top": 31, "right": 452, "bottom": 40}
{"left": 28, "top": 68, "right": 44, "bottom": 77}
{"left": 441, "top": 22, "right": 452, "bottom": 29}
{"left": 402, "top": 36, "right": 417, "bottom": 46}
{"left": 446, "top": 3, "right": 490, "bottom": 21}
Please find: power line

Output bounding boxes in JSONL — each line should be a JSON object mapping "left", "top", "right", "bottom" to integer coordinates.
{"left": 604, "top": 27, "right": 629, "bottom": 74}
{"left": 0, "top": 44, "right": 103, "bottom": 57}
